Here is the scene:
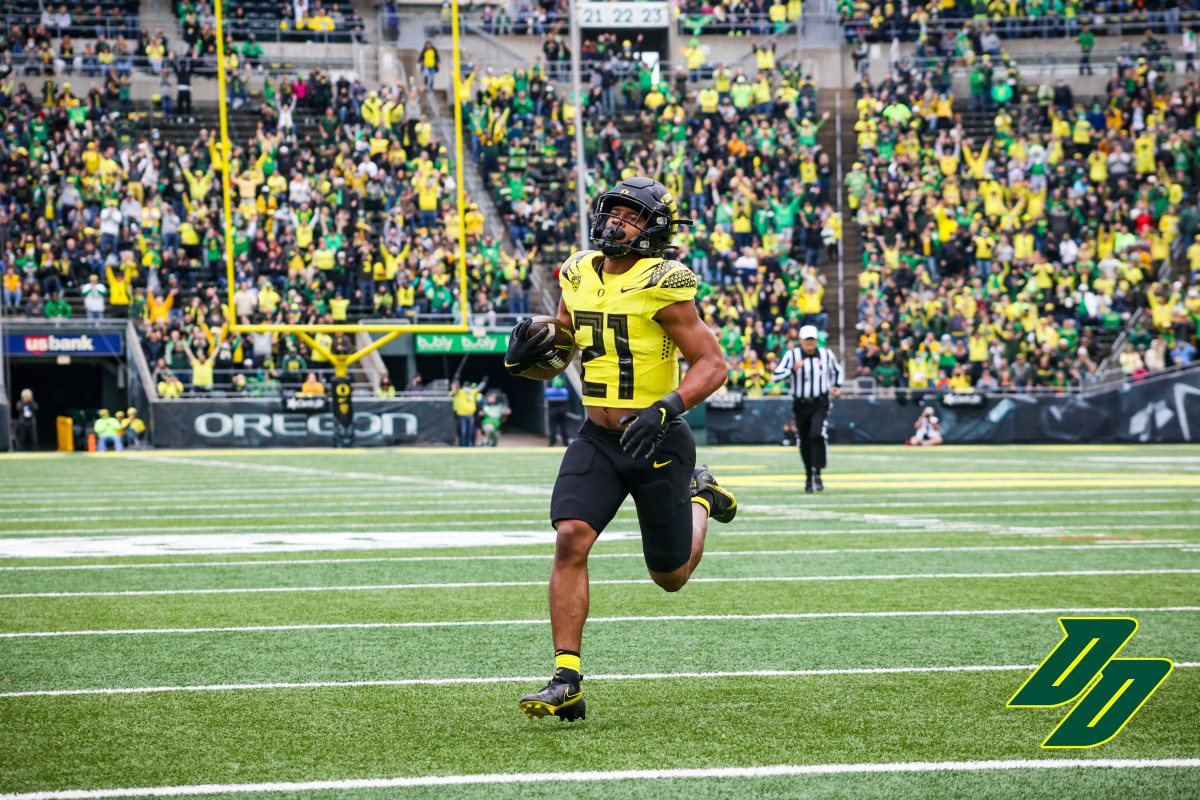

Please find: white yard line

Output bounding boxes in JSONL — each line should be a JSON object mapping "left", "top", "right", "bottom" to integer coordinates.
{"left": 1, "top": 486, "right": 1190, "bottom": 503}
{"left": 4, "top": 759, "right": 1200, "bottom": 800}
{"left": 0, "top": 542, "right": 1187, "bottom": 571}
{"left": 0, "top": 531, "right": 586, "bottom": 558}
{"left": 4, "top": 569, "right": 1197, "bottom": 599}
{"left": 2, "top": 526, "right": 1195, "bottom": 558}
{"left": 4, "top": 498, "right": 549, "bottom": 516}
{"left": 0, "top": 496, "right": 1188, "bottom": 519}
{"left": 2, "top": 664, "right": 1198, "bottom": 699}
{"left": 0, "top": 523, "right": 571, "bottom": 536}
{"left": 5, "top": 521, "right": 1194, "bottom": 538}
{"left": 11, "top": 507, "right": 1197, "bottom": 524}
{"left": 128, "top": 455, "right": 552, "bottom": 497}
{"left": 6, "top": 508, "right": 558, "bottom": 523}
{"left": 3, "top": 606, "right": 1197, "bottom": 639}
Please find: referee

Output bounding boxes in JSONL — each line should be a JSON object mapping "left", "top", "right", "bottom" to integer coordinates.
{"left": 772, "top": 325, "right": 843, "bottom": 493}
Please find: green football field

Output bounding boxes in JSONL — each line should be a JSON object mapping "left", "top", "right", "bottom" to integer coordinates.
{"left": 1, "top": 444, "right": 1199, "bottom": 799}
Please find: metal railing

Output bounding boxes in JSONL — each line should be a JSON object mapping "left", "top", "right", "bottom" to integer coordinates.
{"left": 838, "top": 381, "right": 1085, "bottom": 397}
{"left": 127, "top": 320, "right": 158, "bottom": 403}
{"left": 1, "top": 316, "right": 127, "bottom": 331}
{"left": 176, "top": 15, "right": 369, "bottom": 45}
{"left": 1083, "top": 355, "right": 1200, "bottom": 395}
{"left": 355, "top": 313, "right": 532, "bottom": 329}
{"left": 152, "top": 366, "right": 379, "bottom": 399}
{"left": 0, "top": 49, "right": 358, "bottom": 79}
{"left": 842, "top": 9, "right": 1192, "bottom": 42}
{"left": 896, "top": 48, "right": 1185, "bottom": 74}
{"left": 0, "top": 12, "right": 144, "bottom": 40}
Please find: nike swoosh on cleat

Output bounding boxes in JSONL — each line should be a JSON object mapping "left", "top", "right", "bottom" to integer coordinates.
{"left": 563, "top": 690, "right": 582, "bottom": 703}
{"left": 653, "top": 460, "right": 672, "bottom": 468}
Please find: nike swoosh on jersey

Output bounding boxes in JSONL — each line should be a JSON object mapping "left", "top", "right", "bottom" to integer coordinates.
{"left": 653, "top": 460, "right": 672, "bottom": 468}
{"left": 619, "top": 285, "right": 648, "bottom": 293}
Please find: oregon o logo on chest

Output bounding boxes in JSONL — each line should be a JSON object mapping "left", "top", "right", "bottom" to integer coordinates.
{"left": 597, "top": 288, "right": 605, "bottom": 297}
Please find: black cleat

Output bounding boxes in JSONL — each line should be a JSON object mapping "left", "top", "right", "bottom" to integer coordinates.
{"left": 519, "top": 678, "right": 586, "bottom": 721}
{"left": 805, "top": 474, "right": 814, "bottom": 494}
{"left": 691, "top": 464, "right": 737, "bottom": 523}
{"left": 813, "top": 471, "right": 824, "bottom": 492}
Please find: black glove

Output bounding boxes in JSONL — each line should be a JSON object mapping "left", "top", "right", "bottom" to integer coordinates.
{"left": 504, "top": 317, "right": 557, "bottom": 375}
{"left": 618, "top": 391, "right": 685, "bottom": 460}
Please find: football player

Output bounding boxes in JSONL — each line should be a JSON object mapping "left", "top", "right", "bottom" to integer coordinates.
{"left": 506, "top": 177, "right": 737, "bottom": 722}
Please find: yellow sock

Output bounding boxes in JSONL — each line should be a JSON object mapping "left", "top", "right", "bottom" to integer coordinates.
{"left": 554, "top": 651, "right": 581, "bottom": 675}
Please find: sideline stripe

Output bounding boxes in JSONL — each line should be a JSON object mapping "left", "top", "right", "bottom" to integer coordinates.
{"left": 4, "top": 760, "right": 1200, "bottom": 800}
{"left": 4, "top": 569, "right": 1198, "bottom": 599}
{"left": 2, "top": 664, "right": 1199, "bottom": 699}
{"left": 3, "top": 606, "right": 1197, "bottom": 639}
{"left": 0, "top": 543, "right": 1186, "bottom": 571}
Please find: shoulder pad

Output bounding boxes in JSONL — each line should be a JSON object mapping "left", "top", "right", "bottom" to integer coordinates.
{"left": 643, "top": 260, "right": 697, "bottom": 291}
{"left": 560, "top": 250, "right": 598, "bottom": 282}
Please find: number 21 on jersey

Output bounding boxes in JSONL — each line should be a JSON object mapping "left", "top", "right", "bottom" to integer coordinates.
{"left": 573, "top": 310, "right": 634, "bottom": 401}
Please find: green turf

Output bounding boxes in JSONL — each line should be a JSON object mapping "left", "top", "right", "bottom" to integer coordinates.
{"left": 3, "top": 608, "right": 1198, "bottom": 693}
{"left": 4, "top": 673, "right": 1198, "bottom": 793}
{"left": 3, "top": 545, "right": 1197, "bottom": 593}
{"left": 108, "top": 769, "right": 1200, "bottom": 800}
{"left": 1, "top": 445, "right": 1198, "bottom": 798}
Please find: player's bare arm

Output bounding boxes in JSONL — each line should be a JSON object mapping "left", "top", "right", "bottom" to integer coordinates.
{"left": 654, "top": 299, "right": 727, "bottom": 410}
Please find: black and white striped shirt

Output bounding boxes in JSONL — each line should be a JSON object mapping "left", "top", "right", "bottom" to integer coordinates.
{"left": 772, "top": 347, "right": 843, "bottom": 399}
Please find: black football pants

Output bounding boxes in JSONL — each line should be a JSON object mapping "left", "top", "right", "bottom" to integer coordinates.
{"left": 793, "top": 396, "right": 830, "bottom": 474}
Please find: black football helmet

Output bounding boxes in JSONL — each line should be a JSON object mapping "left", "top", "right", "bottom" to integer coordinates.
{"left": 589, "top": 177, "right": 691, "bottom": 258}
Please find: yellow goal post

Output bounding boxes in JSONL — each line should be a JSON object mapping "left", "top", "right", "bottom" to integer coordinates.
{"left": 213, "top": 0, "right": 473, "bottom": 376}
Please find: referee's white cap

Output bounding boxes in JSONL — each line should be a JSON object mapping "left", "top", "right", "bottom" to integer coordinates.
{"left": 799, "top": 325, "right": 819, "bottom": 340}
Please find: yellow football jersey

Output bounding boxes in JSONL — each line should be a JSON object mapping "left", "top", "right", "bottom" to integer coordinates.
{"left": 559, "top": 251, "right": 698, "bottom": 408}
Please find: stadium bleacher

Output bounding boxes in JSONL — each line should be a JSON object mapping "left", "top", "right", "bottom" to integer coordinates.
{"left": 4, "top": 2, "right": 1199, "bottom": 403}
{"left": 461, "top": 51, "right": 837, "bottom": 394}
{"left": 0, "top": 57, "right": 531, "bottom": 396}
{"left": 846, "top": 35, "right": 1200, "bottom": 393}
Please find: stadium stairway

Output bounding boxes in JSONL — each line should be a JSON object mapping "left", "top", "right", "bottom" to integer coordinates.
{"left": 824, "top": 87, "right": 861, "bottom": 371}
{"left": 423, "top": 83, "right": 563, "bottom": 314}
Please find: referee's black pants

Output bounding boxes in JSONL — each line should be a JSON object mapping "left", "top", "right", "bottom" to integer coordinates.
{"left": 793, "top": 395, "right": 830, "bottom": 474}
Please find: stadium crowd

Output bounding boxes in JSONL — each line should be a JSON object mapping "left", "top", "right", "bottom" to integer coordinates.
{"left": 462, "top": 45, "right": 838, "bottom": 393}
{"left": 847, "top": 42, "right": 1200, "bottom": 395}
{"left": 0, "top": 50, "right": 537, "bottom": 395}
{"left": 6, "top": 6, "right": 1199, "bottom": 403}
{"left": 841, "top": 0, "right": 1191, "bottom": 44}
{"left": 676, "top": 1, "right": 806, "bottom": 36}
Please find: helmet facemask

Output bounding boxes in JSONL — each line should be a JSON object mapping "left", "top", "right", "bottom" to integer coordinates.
{"left": 588, "top": 177, "right": 690, "bottom": 258}
{"left": 590, "top": 197, "right": 659, "bottom": 257}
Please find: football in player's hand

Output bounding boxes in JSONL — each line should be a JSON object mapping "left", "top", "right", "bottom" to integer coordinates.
{"left": 517, "top": 315, "right": 576, "bottom": 380}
